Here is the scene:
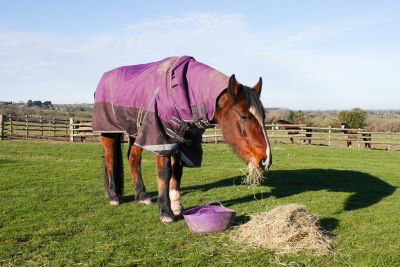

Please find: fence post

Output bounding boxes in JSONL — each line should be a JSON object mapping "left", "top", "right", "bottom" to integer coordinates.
{"left": 40, "top": 116, "right": 43, "bottom": 137}
{"left": 48, "top": 119, "right": 51, "bottom": 140}
{"left": 328, "top": 126, "right": 331, "bottom": 146}
{"left": 271, "top": 124, "right": 274, "bottom": 138}
{"left": 25, "top": 115, "right": 29, "bottom": 138}
{"left": 65, "top": 119, "right": 68, "bottom": 137}
{"left": 9, "top": 114, "right": 13, "bottom": 137}
{"left": 0, "top": 115, "right": 3, "bottom": 140}
{"left": 52, "top": 117, "right": 56, "bottom": 137}
{"left": 69, "top": 118, "right": 74, "bottom": 142}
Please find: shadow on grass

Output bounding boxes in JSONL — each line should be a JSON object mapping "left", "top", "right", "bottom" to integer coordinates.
{"left": 120, "top": 191, "right": 158, "bottom": 204}
{"left": 233, "top": 214, "right": 251, "bottom": 226}
{"left": 319, "top": 217, "right": 339, "bottom": 232}
{"left": 0, "top": 159, "right": 18, "bottom": 164}
{"left": 181, "top": 169, "right": 397, "bottom": 212}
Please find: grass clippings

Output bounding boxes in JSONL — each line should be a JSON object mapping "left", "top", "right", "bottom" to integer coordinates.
{"left": 231, "top": 204, "right": 334, "bottom": 255}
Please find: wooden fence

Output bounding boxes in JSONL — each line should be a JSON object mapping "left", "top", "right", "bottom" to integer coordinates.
{"left": 1, "top": 115, "right": 399, "bottom": 151}
{"left": 265, "top": 124, "right": 400, "bottom": 151}
{"left": 202, "top": 124, "right": 400, "bottom": 151}
{"left": 0, "top": 114, "right": 94, "bottom": 142}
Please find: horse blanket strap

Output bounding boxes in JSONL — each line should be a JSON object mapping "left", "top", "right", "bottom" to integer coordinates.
{"left": 191, "top": 106, "right": 199, "bottom": 123}
{"left": 136, "top": 105, "right": 144, "bottom": 131}
{"left": 190, "top": 106, "right": 204, "bottom": 129}
{"left": 201, "top": 104, "right": 212, "bottom": 128}
{"left": 191, "top": 104, "right": 212, "bottom": 129}
{"left": 92, "top": 55, "right": 229, "bottom": 166}
{"left": 171, "top": 116, "right": 189, "bottom": 131}
{"left": 166, "top": 128, "right": 192, "bottom": 145}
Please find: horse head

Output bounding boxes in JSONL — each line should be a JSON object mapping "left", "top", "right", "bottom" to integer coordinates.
{"left": 341, "top": 123, "right": 349, "bottom": 129}
{"left": 215, "top": 74, "right": 272, "bottom": 173}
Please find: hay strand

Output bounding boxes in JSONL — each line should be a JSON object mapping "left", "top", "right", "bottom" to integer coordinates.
{"left": 241, "top": 161, "right": 265, "bottom": 186}
{"left": 230, "top": 204, "right": 333, "bottom": 255}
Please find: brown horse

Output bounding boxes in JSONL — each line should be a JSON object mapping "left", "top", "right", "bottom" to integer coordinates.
{"left": 274, "top": 119, "right": 301, "bottom": 144}
{"left": 97, "top": 71, "right": 271, "bottom": 223}
{"left": 341, "top": 123, "right": 358, "bottom": 147}
{"left": 341, "top": 123, "right": 371, "bottom": 149}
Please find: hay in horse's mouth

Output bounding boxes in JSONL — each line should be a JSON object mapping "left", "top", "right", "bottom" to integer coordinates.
{"left": 230, "top": 204, "right": 334, "bottom": 255}
{"left": 241, "top": 161, "right": 265, "bottom": 186}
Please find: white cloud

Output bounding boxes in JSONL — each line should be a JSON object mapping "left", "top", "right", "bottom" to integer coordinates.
{"left": 0, "top": 12, "right": 399, "bottom": 109}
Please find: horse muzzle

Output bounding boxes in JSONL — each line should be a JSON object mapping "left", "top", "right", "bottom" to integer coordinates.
{"left": 259, "top": 154, "right": 272, "bottom": 172}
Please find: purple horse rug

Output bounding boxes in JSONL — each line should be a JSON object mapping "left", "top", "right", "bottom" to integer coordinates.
{"left": 92, "top": 56, "right": 229, "bottom": 167}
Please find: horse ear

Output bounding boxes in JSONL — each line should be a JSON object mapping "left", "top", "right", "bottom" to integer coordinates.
{"left": 228, "top": 74, "right": 241, "bottom": 99}
{"left": 253, "top": 77, "right": 262, "bottom": 97}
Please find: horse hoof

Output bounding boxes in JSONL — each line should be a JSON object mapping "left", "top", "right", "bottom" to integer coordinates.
{"left": 138, "top": 198, "right": 152, "bottom": 206}
{"left": 171, "top": 204, "right": 183, "bottom": 216}
{"left": 160, "top": 215, "right": 174, "bottom": 224}
{"left": 109, "top": 200, "right": 120, "bottom": 206}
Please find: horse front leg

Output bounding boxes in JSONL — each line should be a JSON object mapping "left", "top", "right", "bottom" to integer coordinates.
{"left": 127, "top": 139, "right": 151, "bottom": 205}
{"left": 156, "top": 155, "right": 175, "bottom": 223}
{"left": 170, "top": 154, "right": 183, "bottom": 216}
{"left": 100, "top": 133, "right": 124, "bottom": 206}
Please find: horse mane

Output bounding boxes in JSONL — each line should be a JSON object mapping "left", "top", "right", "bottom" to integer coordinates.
{"left": 242, "top": 86, "right": 265, "bottom": 120}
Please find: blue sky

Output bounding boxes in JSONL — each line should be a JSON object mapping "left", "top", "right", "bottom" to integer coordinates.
{"left": 1, "top": 0, "right": 399, "bottom": 109}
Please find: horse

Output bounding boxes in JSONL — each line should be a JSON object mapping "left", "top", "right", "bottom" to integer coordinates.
{"left": 341, "top": 123, "right": 358, "bottom": 147}
{"left": 73, "top": 120, "right": 92, "bottom": 142}
{"left": 341, "top": 123, "right": 371, "bottom": 149}
{"left": 362, "top": 132, "right": 372, "bottom": 149}
{"left": 92, "top": 56, "right": 272, "bottom": 223}
{"left": 274, "top": 119, "right": 301, "bottom": 144}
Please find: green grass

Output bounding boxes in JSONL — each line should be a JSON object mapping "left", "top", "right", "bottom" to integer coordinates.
{"left": 0, "top": 140, "right": 399, "bottom": 266}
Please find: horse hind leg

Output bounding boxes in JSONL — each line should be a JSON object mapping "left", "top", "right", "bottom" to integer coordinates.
{"left": 156, "top": 155, "right": 175, "bottom": 223}
{"left": 127, "top": 139, "right": 151, "bottom": 205}
{"left": 100, "top": 133, "right": 124, "bottom": 206}
{"left": 170, "top": 154, "right": 183, "bottom": 216}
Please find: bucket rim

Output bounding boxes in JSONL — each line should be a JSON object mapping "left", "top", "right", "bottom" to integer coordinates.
{"left": 183, "top": 204, "right": 235, "bottom": 217}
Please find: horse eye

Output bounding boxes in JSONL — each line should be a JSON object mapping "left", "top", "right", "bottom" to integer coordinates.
{"left": 240, "top": 114, "right": 250, "bottom": 121}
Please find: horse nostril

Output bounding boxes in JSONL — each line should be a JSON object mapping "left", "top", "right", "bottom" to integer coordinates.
{"left": 260, "top": 157, "right": 267, "bottom": 167}
{"left": 260, "top": 156, "right": 272, "bottom": 171}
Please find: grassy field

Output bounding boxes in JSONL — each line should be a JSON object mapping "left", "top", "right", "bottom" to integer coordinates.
{"left": 0, "top": 140, "right": 399, "bottom": 266}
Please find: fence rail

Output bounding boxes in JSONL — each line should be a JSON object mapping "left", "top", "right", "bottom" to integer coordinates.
{"left": 0, "top": 114, "right": 399, "bottom": 151}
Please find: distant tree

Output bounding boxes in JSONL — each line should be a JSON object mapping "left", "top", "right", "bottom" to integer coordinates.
{"left": 338, "top": 111, "right": 347, "bottom": 124}
{"left": 265, "top": 109, "right": 290, "bottom": 123}
{"left": 286, "top": 110, "right": 295, "bottom": 123}
{"left": 43, "top": 101, "right": 53, "bottom": 109}
{"left": 285, "top": 110, "right": 306, "bottom": 124}
{"left": 32, "top": 101, "right": 42, "bottom": 107}
{"left": 338, "top": 108, "right": 367, "bottom": 128}
{"left": 293, "top": 111, "right": 306, "bottom": 124}
{"left": 27, "top": 100, "right": 33, "bottom": 107}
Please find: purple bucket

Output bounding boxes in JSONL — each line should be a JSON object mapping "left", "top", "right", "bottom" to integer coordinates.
{"left": 183, "top": 201, "right": 236, "bottom": 233}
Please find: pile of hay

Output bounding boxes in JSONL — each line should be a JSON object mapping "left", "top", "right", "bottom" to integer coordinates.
{"left": 230, "top": 204, "right": 333, "bottom": 255}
